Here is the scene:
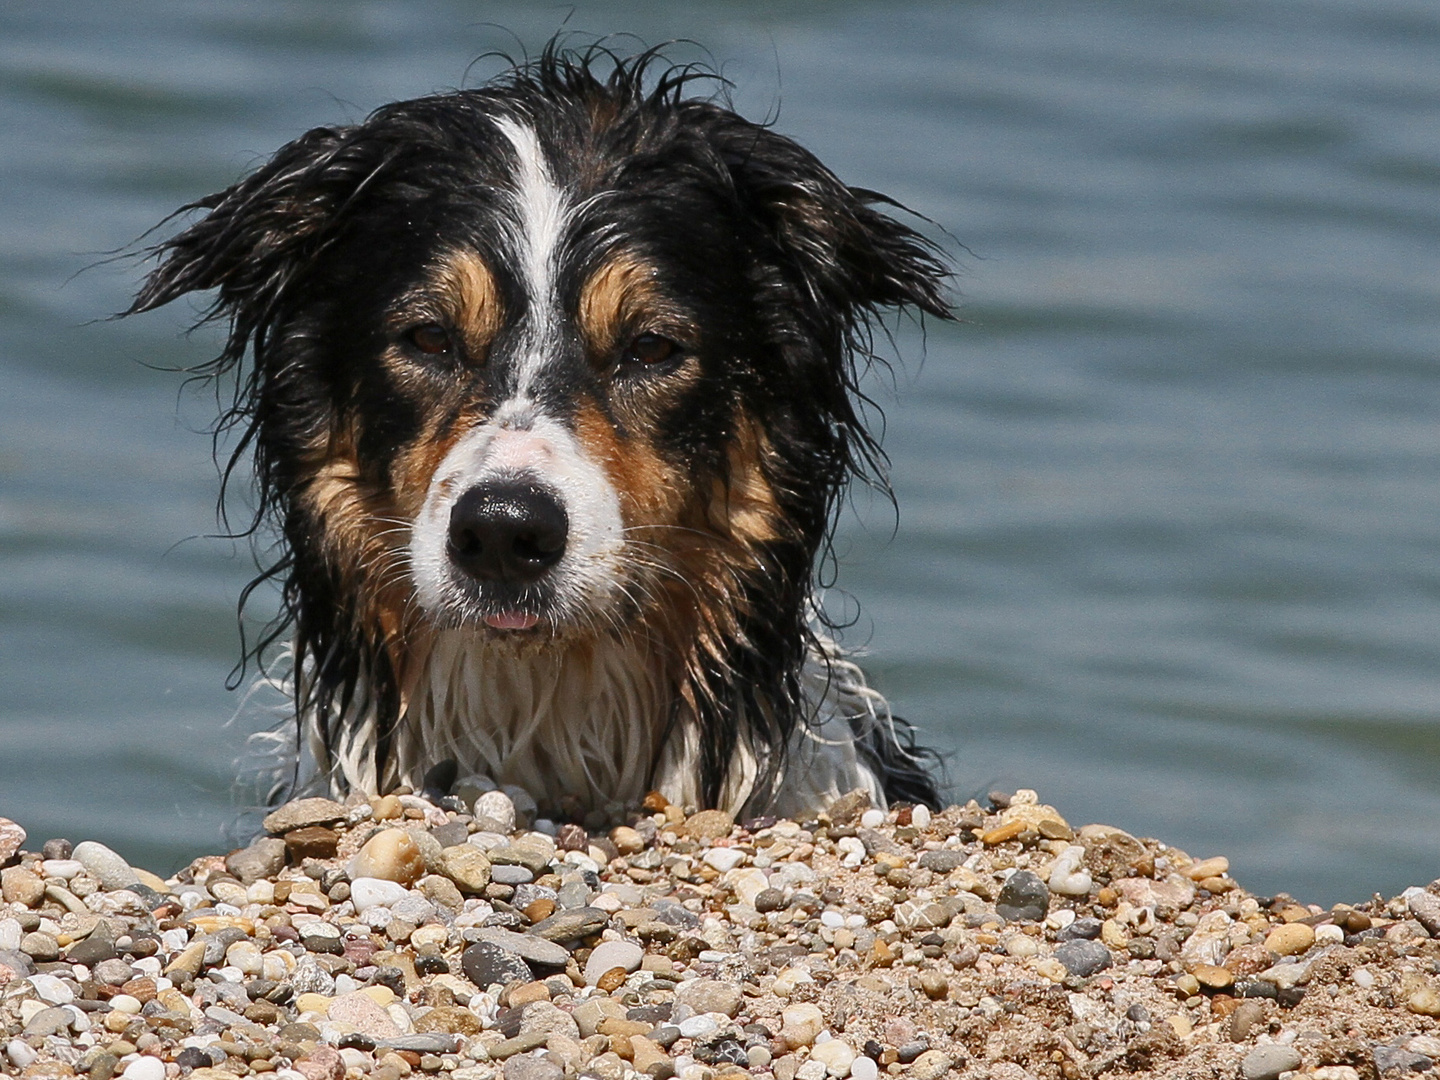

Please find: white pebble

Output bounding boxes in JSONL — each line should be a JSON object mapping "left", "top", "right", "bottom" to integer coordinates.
{"left": 1352, "top": 968, "right": 1376, "bottom": 989}
{"left": 29, "top": 973, "right": 75, "bottom": 1004}
{"left": 1047, "top": 845, "right": 1093, "bottom": 897}
{"left": 121, "top": 1057, "right": 166, "bottom": 1080}
{"left": 110, "top": 995, "right": 143, "bottom": 1015}
{"left": 6, "top": 1039, "right": 38, "bottom": 1069}
{"left": 349, "top": 877, "right": 413, "bottom": 913}
{"left": 859, "top": 809, "right": 885, "bottom": 829}
{"left": 702, "top": 847, "right": 746, "bottom": 873}
{"left": 160, "top": 928, "right": 189, "bottom": 952}
{"left": 836, "top": 836, "right": 866, "bottom": 868}
{"left": 133, "top": 957, "right": 161, "bottom": 977}
{"left": 0, "top": 919, "right": 20, "bottom": 952}
{"left": 678, "top": 1015, "right": 718, "bottom": 1039}
{"left": 1315, "top": 923, "right": 1345, "bottom": 945}
{"left": 851, "top": 1057, "right": 878, "bottom": 1080}
{"left": 845, "top": 914, "right": 865, "bottom": 929}
{"left": 820, "top": 910, "right": 845, "bottom": 929}
{"left": 41, "top": 859, "right": 84, "bottom": 879}
{"left": 796, "top": 1060, "right": 828, "bottom": 1080}
{"left": 474, "top": 791, "right": 517, "bottom": 831}
{"left": 910, "top": 805, "right": 931, "bottom": 829}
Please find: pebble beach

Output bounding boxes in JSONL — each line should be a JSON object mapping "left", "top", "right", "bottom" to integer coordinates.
{"left": 3, "top": 787, "right": 1440, "bottom": 1080}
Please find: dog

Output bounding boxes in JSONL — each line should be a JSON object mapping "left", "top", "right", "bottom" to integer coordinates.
{"left": 127, "top": 44, "right": 951, "bottom": 823}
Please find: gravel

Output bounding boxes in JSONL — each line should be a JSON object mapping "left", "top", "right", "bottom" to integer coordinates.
{"left": 3, "top": 787, "right": 1440, "bottom": 1080}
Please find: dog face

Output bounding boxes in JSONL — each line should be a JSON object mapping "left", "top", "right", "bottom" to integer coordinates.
{"left": 130, "top": 50, "right": 949, "bottom": 807}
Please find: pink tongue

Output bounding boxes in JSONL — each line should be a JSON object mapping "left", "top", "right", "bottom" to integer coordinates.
{"left": 485, "top": 612, "right": 540, "bottom": 631}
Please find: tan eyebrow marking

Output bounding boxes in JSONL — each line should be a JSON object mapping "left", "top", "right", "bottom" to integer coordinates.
{"left": 433, "top": 248, "right": 503, "bottom": 351}
{"left": 579, "top": 250, "right": 682, "bottom": 356}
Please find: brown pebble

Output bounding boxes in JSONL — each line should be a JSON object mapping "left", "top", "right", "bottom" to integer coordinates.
{"left": 508, "top": 981, "right": 551, "bottom": 1006}
{"left": 285, "top": 826, "right": 340, "bottom": 860}
{"left": 1228, "top": 999, "right": 1266, "bottom": 1042}
{"left": 597, "top": 966, "right": 628, "bottom": 992}
{"left": 919, "top": 970, "right": 948, "bottom": 1000}
{"left": 1192, "top": 964, "right": 1233, "bottom": 991}
{"left": 680, "top": 809, "right": 734, "bottom": 840}
{"left": 981, "top": 820, "right": 1025, "bottom": 845}
{"left": 524, "top": 898, "right": 557, "bottom": 924}
{"left": 642, "top": 791, "right": 669, "bottom": 812}
{"left": 1264, "top": 922, "right": 1315, "bottom": 956}
{"left": 1410, "top": 987, "right": 1440, "bottom": 1017}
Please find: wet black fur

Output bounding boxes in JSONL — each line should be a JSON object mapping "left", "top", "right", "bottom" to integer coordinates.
{"left": 127, "top": 43, "right": 952, "bottom": 812}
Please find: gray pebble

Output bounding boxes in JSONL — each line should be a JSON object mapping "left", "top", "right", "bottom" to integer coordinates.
{"left": 1239, "top": 1044, "right": 1301, "bottom": 1080}
{"left": 530, "top": 906, "right": 608, "bottom": 944}
{"left": 1373, "top": 1044, "right": 1433, "bottom": 1075}
{"left": 462, "top": 942, "right": 534, "bottom": 989}
{"left": 583, "top": 939, "right": 644, "bottom": 985}
{"left": 261, "top": 797, "right": 348, "bottom": 835}
{"left": 470, "top": 927, "right": 570, "bottom": 968}
{"left": 224, "top": 838, "right": 287, "bottom": 885}
{"left": 916, "top": 850, "right": 965, "bottom": 873}
{"left": 1058, "top": 917, "right": 1103, "bottom": 941}
{"left": 503, "top": 1055, "right": 563, "bottom": 1080}
{"left": 71, "top": 841, "right": 139, "bottom": 892}
{"left": 995, "top": 870, "right": 1049, "bottom": 922}
{"left": 23, "top": 1006, "right": 73, "bottom": 1037}
{"left": 1055, "top": 939, "right": 1112, "bottom": 977}
{"left": 492, "top": 864, "right": 535, "bottom": 885}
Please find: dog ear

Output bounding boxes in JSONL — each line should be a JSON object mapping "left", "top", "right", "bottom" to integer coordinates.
{"left": 690, "top": 106, "right": 952, "bottom": 337}
{"left": 127, "top": 124, "right": 363, "bottom": 360}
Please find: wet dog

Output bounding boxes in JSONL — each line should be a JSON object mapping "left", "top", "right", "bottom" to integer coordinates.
{"left": 129, "top": 45, "right": 951, "bottom": 821}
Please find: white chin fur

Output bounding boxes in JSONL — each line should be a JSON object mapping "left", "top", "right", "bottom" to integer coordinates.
{"left": 408, "top": 410, "right": 626, "bottom": 628}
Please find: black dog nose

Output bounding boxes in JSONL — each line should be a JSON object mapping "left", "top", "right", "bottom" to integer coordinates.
{"left": 447, "top": 481, "right": 569, "bottom": 584}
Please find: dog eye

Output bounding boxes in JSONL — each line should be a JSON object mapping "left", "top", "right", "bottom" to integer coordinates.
{"left": 622, "top": 333, "right": 678, "bottom": 367}
{"left": 407, "top": 324, "right": 453, "bottom": 355}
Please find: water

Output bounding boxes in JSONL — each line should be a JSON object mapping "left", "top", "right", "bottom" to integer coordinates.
{"left": 2, "top": 0, "right": 1438, "bottom": 905}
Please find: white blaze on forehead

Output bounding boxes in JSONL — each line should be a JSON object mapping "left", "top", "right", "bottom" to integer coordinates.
{"left": 496, "top": 115, "right": 569, "bottom": 400}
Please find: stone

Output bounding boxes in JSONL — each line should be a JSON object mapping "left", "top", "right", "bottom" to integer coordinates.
{"left": 1409, "top": 986, "right": 1440, "bottom": 1017}
{"left": 1263, "top": 923, "right": 1314, "bottom": 957}
{"left": 518, "top": 1001, "right": 580, "bottom": 1040}
{"left": 1055, "top": 940, "right": 1112, "bottom": 977}
{"left": 1046, "top": 845, "right": 1093, "bottom": 897}
{"left": 0, "top": 819, "right": 25, "bottom": 862}
{"left": 475, "top": 791, "right": 517, "bottom": 832}
{"left": 71, "top": 841, "right": 139, "bottom": 891}
{"left": 1, "top": 867, "right": 44, "bottom": 907}
{"left": 503, "top": 1056, "right": 562, "bottom": 1080}
{"left": 680, "top": 810, "right": 734, "bottom": 841}
{"left": 916, "top": 850, "right": 964, "bottom": 873}
{"left": 1408, "top": 889, "right": 1440, "bottom": 936}
{"left": 120, "top": 1058, "right": 166, "bottom": 1080}
{"left": 492, "top": 864, "right": 535, "bottom": 885}
{"left": 529, "top": 906, "right": 607, "bottom": 943}
{"left": 995, "top": 870, "right": 1049, "bottom": 922}
{"left": 23, "top": 1005, "right": 72, "bottom": 1037}
{"left": 1239, "top": 1044, "right": 1301, "bottom": 1080}
{"left": 1227, "top": 1000, "right": 1266, "bottom": 1042}
{"left": 21, "top": 931, "right": 59, "bottom": 961}
{"left": 584, "top": 940, "right": 644, "bottom": 985}
{"left": 328, "top": 991, "right": 402, "bottom": 1038}
{"left": 262, "top": 797, "right": 349, "bottom": 835}
{"left": 350, "top": 876, "right": 413, "bottom": 912}
{"left": 674, "top": 979, "right": 743, "bottom": 1018}
{"left": 415, "top": 1006, "right": 483, "bottom": 1035}
{"left": 439, "top": 845, "right": 493, "bottom": 893}
{"left": 809, "top": 1039, "right": 856, "bottom": 1077}
{"left": 489, "top": 843, "right": 554, "bottom": 877}
{"left": 285, "top": 826, "right": 341, "bottom": 860}
{"left": 349, "top": 829, "right": 427, "bottom": 884}
{"left": 1192, "top": 964, "right": 1234, "bottom": 990}
{"left": 908, "top": 1051, "right": 951, "bottom": 1080}
{"left": 826, "top": 791, "right": 872, "bottom": 825}
{"left": 463, "top": 942, "right": 535, "bottom": 989}
{"left": 295, "top": 1045, "right": 347, "bottom": 1080}
{"left": 850, "top": 1057, "right": 878, "bottom": 1080}
{"left": 471, "top": 927, "right": 570, "bottom": 968}
{"left": 702, "top": 847, "right": 746, "bottom": 873}
{"left": 780, "top": 1003, "right": 824, "bottom": 1048}
{"left": 1374, "top": 1044, "right": 1434, "bottom": 1073}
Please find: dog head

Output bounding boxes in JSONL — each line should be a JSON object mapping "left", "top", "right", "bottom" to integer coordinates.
{"left": 130, "top": 45, "right": 950, "bottom": 805}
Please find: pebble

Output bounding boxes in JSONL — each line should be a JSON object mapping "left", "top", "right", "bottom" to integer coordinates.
{"left": 0, "top": 819, "right": 25, "bottom": 862}
{"left": 71, "top": 840, "right": 139, "bottom": 891}
{"left": 780, "top": 1003, "right": 825, "bottom": 1048}
{"left": 1055, "top": 939, "right": 1112, "bottom": 977}
{"left": 1240, "top": 1044, "right": 1301, "bottom": 1080}
{"left": 1046, "top": 845, "right": 1093, "bottom": 896}
{"left": 350, "top": 876, "right": 414, "bottom": 912}
{"left": 584, "top": 940, "right": 644, "bottom": 985}
{"left": 1264, "top": 922, "right": 1315, "bottom": 956}
{"left": 262, "top": 797, "right": 349, "bottom": 834}
{"left": 810, "top": 1038, "right": 856, "bottom": 1077}
{"left": 850, "top": 1056, "right": 878, "bottom": 1080}
{"left": 702, "top": 846, "right": 746, "bottom": 873}
{"left": 349, "top": 828, "right": 427, "bottom": 883}
{"left": 225, "top": 837, "right": 288, "bottom": 884}
{"left": 120, "top": 1058, "right": 166, "bottom": 1080}
{"left": 995, "top": 869, "right": 1050, "bottom": 922}
{"left": 674, "top": 978, "right": 743, "bottom": 1018}
{"left": 475, "top": 791, "right": 517, "bottom": 832}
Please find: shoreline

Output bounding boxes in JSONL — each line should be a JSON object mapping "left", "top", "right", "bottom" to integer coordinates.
{"left": 2, "top": 788, "right": 1439, "bottom": 1080}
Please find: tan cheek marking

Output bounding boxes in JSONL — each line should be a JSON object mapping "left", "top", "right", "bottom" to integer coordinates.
{"left": 573, "top": 399, "right": 683, "bottom": 531}
{"left": 437, "top": 248, "right": 503, "bottom": 356}
{"left": 706, "top": 412, "right": 784, "bottom": 549}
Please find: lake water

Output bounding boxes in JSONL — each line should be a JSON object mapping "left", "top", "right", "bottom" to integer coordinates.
{"left": 2, "top": 0, "right": 1438, "bottom": 906}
